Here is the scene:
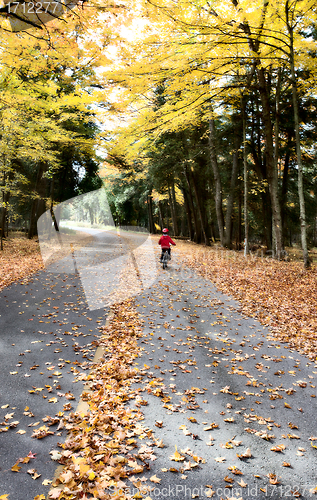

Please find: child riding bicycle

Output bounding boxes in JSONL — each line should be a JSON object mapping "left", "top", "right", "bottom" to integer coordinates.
{"left": 158, "top": 228, "right": 176, "bottom": 262}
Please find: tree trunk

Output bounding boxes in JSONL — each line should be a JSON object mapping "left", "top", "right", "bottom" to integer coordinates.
{"left": 147, "top": 194, "right": 155, "bottom": 233}
{"left": 0, "top": 192, "right": 7, "bottom": 251}
{"left": 286, "top": 14, "right": 310, "bottom": 268}
{"left": 242, "top": 99, "right": 249, "bottom": 256}
{"left": 182, "top": 186, "right": 194, "bottom": 239}
{"left": 183, "top": 165, "right": 200, "bottom": 242}
{"left": 274, "top": 67, "right": 282, "bottom": 173}
{"left": 223, "top": 123, "right": 240, "bottom": 248}
{"left": 256, "top": 67, "right": 283, "bottom": 258}
{"left": 171, "top": 179, "right": 179, "bottom": 236}
{"left": 168, "top": 185, "right": 177, "bottom": 235}
{"left": 28, "top": 163, "right": 46, "bottom": 239}
{"left": 209, "top": 119, "right": 224, "bottom": 244}
{"left": 158, "top": 201, "right": 164, "bottom": 230}
{"left": 237, "top": 190, "right": 242, "bottom": 250}
{"left": 281, "top": 144, "right": 290, "bottom": 243}
{"left": 190, "top": 169, "right": 210, "bottom": 246}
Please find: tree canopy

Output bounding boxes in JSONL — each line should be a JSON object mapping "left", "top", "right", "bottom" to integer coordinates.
{"left": 0, "top": 0, "right": 317, "bottom": 267}
{"left": 99, "top": 0, "right": 317, "bottom": 266}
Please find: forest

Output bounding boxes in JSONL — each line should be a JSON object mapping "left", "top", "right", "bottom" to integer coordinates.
{"left": 1, "top": 0, "right": 317, "bottom": 268}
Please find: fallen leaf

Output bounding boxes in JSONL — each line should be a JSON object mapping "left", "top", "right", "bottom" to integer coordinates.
{"left": 224, "top": 475, "right": 234, "bottom": 483}
{"left": 150, "top": 475, "right": 161, "bottom": 484}
{"left": 49, "top": 450, "right": 62, "bottom": 461}
{"left": 42, "top": 480, "right": 52, "bottom": 486}
{"left": 11, "top": 463, "right": 21, "bottom": 472}
{"left": 237, "top": 448, "right": 252, "bottom": 459}
{"left": 267, "top": 473, "right": 279, "bottom": 485}
{"left": 205, "top": 488, "right": 215, "bottom": 497}
{"left": 204, "top": 423, "right": 219, "bottom": 431}
{"left": 48, "top": 489, "right": 62, "bottom": 499}
{"left": 270, "top": 444, "right": 286, "bottom": 452}
{"left": 237, "top": 479, "right": 247, "bottom": 487}
{"left": 170, "top": 446, "right": 185, "bottom": 462}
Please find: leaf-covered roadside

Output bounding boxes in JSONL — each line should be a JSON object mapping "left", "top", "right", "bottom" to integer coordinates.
{"left": 0, "top": 237, "right": 44, "bottom": 292}
{"left": 176, "top": 240, "right": 317, "bottom": 360}
{"left": 44, "top": 300, "right": 156, "bottom": 500}
{"left": 0, "top": 232, "right": 94, "bottom": 292}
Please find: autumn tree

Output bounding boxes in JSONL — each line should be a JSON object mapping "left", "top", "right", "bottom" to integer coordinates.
{"left": 100, "top": 0, "right": 317, "bottom": 265}
{"left": 0, "top": 3, "right": 117, "bottom": 241}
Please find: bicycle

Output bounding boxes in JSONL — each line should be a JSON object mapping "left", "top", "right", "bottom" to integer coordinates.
{"left": 161, "top": 248, "right": 171, "bottom": 269}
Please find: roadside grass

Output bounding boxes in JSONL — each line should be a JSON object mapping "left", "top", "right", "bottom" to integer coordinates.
{"left": 175, "top": 239, "right": 317, "bottom": 360}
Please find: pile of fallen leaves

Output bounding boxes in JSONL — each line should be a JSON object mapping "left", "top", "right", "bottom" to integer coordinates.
{"left": 45, "top": 300, "right": 158, "bottom": 500}
{"left": 176, "top": 240, "right": 317, "bottom": 360}
{"left": 0, "top": 235, "right": 44, "bottom": 291}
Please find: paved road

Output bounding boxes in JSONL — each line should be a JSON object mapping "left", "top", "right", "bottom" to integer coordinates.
{"left": 0, "top": 229, "right": 130, "bottom": 499}
{"left": 131, "top": 252, "right": 317, "bottom": 500}
{"left": 0, "top": 269, "right": 107, "bottom": 498}
{"left": 1, "top": 236, "right": 317, "bottom": 499}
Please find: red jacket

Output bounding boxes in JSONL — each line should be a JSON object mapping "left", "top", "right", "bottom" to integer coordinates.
{"left": 158, "top": 235, "right": 176, "bottom": 249}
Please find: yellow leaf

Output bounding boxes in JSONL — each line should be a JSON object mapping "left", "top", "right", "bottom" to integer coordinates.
{"left": 169, "top": 446, "right": 185, "bottom": 462}
{"left": 79, "top": 464, "right": 90, "bottom": 477}
{"left": 270, "top": 444, "right": 286, "bottom": 452}
{"left": 150, "top": 475, "right": 161, "bottom": 483}
{"left": 238, "top": 479, "right": 247, "bottom": 487}
{"left": 133, "top": 493, "right": 143, "bottom": 499}
{"left": 11, "top": 463, "right": 21, "bottom": 472}
{"left": 204, "top": 423, "right": 219, "bottom": 430}
{"left": 205, "top": 488, "right": 215, "bottom": 498}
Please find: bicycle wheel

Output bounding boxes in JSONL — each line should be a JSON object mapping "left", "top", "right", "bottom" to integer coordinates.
{"left": 162, "top": 251, "right": 168, "bottom": 269}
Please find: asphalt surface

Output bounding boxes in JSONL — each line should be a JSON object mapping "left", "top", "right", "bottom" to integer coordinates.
{"left": 131, "top": 252, "right": 317, "bottom": 500}
{"left": 0, "top": 268, "right": 109, "bottom": 498}
{"left": 0, "top": 227, "right": 155, "bottom": 499}
{"left": 0, "top": 234, "right": 317, "bottom": 499}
